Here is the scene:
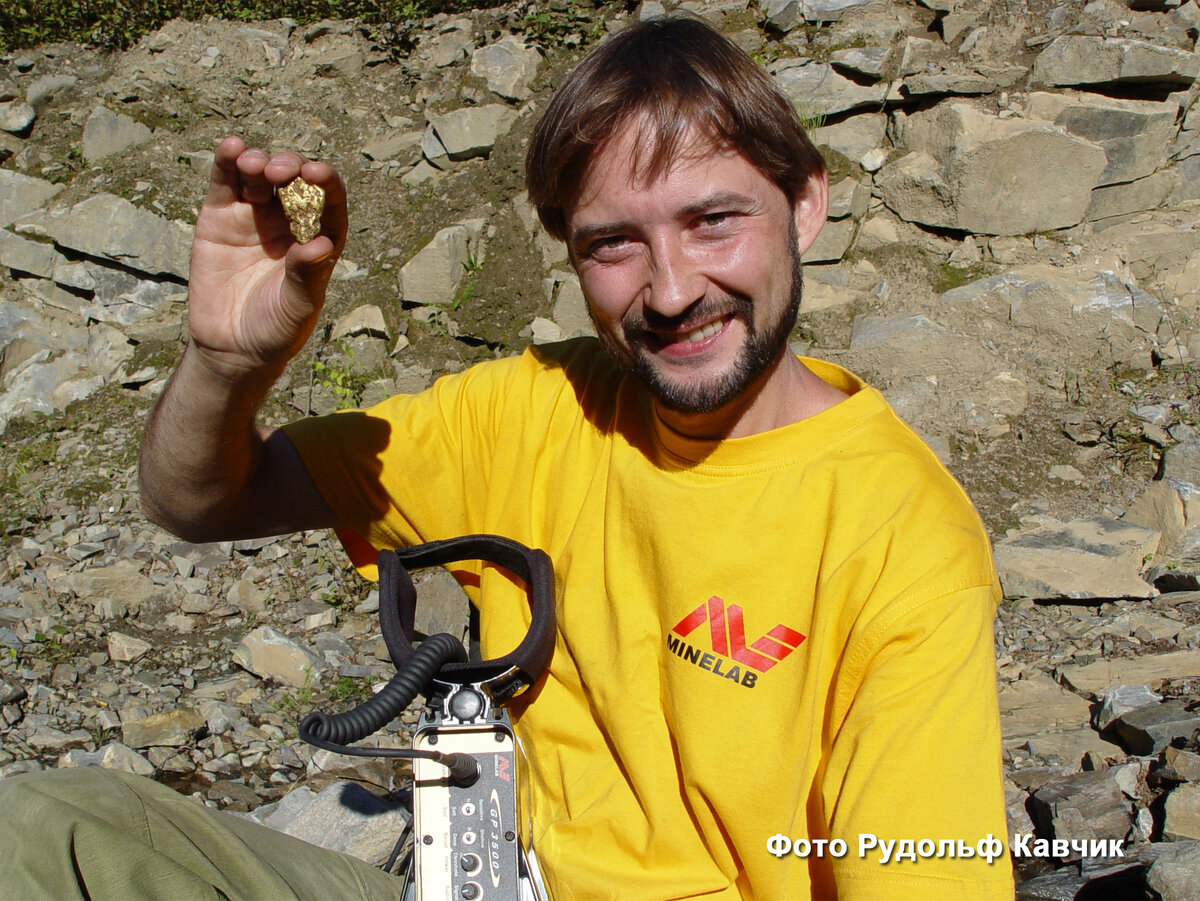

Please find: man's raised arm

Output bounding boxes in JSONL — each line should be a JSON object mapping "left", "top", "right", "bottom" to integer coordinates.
{"left": 140, "top": 136, "right": 345, "bottom": 543}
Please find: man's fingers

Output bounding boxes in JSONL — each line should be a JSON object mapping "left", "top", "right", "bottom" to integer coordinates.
{"left": 205, "top": 136, "right": 248, "bottom": 207}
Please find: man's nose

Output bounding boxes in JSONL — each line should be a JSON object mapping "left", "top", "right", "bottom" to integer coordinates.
{"left": 646, "top": 239, "right": 706, "bottom": 318}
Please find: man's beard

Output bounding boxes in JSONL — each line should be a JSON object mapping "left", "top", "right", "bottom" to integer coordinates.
{"left": 593, "top": 251, "right": 803, "bottom": 416}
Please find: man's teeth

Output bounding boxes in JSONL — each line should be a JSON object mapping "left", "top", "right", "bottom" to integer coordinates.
{"left": 682, "top": 321, "right": 722, "bottom": 343}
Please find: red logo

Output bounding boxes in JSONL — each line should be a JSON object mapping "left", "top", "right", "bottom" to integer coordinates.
{"left": 671, "top": 596, "right": 806, "bottom": 673}
{"left": 495, "top": 755, "right": 512, "bottom": 783}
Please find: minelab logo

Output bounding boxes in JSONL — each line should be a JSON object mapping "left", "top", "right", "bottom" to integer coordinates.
{"left": 667, "top": 596, "right": 806, "bottom": 689}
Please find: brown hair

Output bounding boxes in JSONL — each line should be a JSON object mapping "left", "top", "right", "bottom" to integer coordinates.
{"left": 525, "top": 16, "right": 826, "bottom": 241}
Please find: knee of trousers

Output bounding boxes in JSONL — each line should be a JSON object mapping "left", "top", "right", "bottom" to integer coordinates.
{"left": 0, "top": 767, "right": 148, "bottom": 836}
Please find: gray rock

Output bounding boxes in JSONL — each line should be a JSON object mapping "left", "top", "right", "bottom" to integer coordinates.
{"left": 0, "top": 169, "right": 63, "bottom": 228}
{"left": 1033, "top": 35, "right": 1200, "bottom": 89}
{"left": 412, "top": 567, "right": 470, "bottom": 639}
{"left": 1025, "top": 92, "right": 1179, "bottom": 187}
{"left": 1095, "top": 684, "right": 1162, "bottom": 731}
{"left": 0, "top": 229, "right": 64, "bottom": 279}
{"left": 424, "top": 106, "right": 517, "bottom": 164}
{"left": 397, "top": 219, "right": 485, "bottom": 306}
{"left": 470, "top": 35, "right": 541, "bottom": 101}
{"left": 993, "top": 517, "right": 1160, "bottom": 600}
{"left": 812, "top": 114, "right": 888, "bottom": 171}
{"left": 82, "top": 106, "right": 153, "bottom": 163}
{"left": 1087, "top": 170, "right": 1178, "bottom": 221}
{"left": 56, "top": 561, "right": 158, "bottom": 614}
{"left": 1059, "top": 649, "right": 1200, "bottom": 698}
{"left": 18, "top": 193, "right": 191, "bottom": 280}
{"left": 25, "top": 75, "right": 76, "bottom": 110}
{"left": 1114, "top": 700, "right": 1200, "bottom": 756}
{"left": 258, "top": 781, "right": 409, "bottom": 866}
{"left": 331, "top": 305, "right": 387, "bottom": 341}
{"left": 420, "top": 19, "right": 474, "bottom": 69}
{"left": 1166, "top": 784, "right": 1200, "bottom": 842}
{"left": 106, "top": 631, "right": 152, "bottom": 663}
{"left": 828, "top": 46, "right": 892, "bottom": 80}
{"left": 0, "top": 100, "right": 35, "bottom": 136}
{"left": 878, "top": 103, "right": 1107, "bottom": 235}
{"left": 233, "top": 626, "right": 324, "bottom": 688}
{"left": 1029, "top": 769, "right": 1133, "bottom": 846}
{"left": 359, "top": 131, "right": 421, "bottom": 164}
{"left": 121, "top": 708, "right": 205, "bottom": 749}
{"left": 1147, "top": 842, "right": 1200, "bottom": 901}
{"left": 771, "top": 59, "right": 890, "bottom": 118}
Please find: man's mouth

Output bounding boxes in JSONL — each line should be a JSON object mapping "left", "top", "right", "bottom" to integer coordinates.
{"left": 644, "top": 313, "right": 734, "bottom": 350}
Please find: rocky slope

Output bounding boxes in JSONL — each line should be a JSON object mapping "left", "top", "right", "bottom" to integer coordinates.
{"left": 2, "top": 0, "right": 1200, "bottom": 895}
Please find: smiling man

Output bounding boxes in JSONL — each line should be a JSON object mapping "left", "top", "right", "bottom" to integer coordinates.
{"left": 1, "top": 15, "right": 1012, "bottom": 901}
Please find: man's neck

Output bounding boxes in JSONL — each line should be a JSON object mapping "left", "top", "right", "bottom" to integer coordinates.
{"left": 653, "top": 353, "right": 849, "bottom": 441}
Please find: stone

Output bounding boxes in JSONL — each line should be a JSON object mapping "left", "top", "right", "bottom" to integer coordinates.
{"left": 107, "top": 631, "right": 152, "bottom": 663}
{"left": 278, "top": 178, "right": 325, "bottom": 244}
{"left": 121, "top": 708, "right": 204, "bottom": 749}
{"left": 412, "top": 567, "right": 470, "bottom": 640}
{"left": 998, "top": 674, "right": 1115, "bottom": 762}
{"left": 359, "top": 131, "right": 421, "bottom": 164}
{"left": 938, "top": 264, "right": 1163, "bottom": 370}
{"left": 877, "top": 103, "right": 1107, "bottom": 235}
{"left": 397, "top": 219, "right": 485, "bottom": 306}
{"left": 1029, "top": 769, "right": 1133, "bottom": 845}
{"left": 994, "top": 517, "right": 1159, "bottom": 600}
{"left": 331, "top": 305, "right": 387, "bottom": 341}
{"left": 0, "top": 169, "right": 63, "bottom": 228}
{"left": 1147, "top": 842, "right": 1200, "bottom": 901}
{"left": 1032, "top": 36, "right": 1200, "bottom": 89}
{"left": 828, "top": 46, "right": 892, "bottom": 81}
{"left": 0, "top": 100, "right": 35, "bottom": 136}
{"left": 1095, "top": 684, "right": 1162, "bottom": 731}
{"left": 256, "top": 781, "right": 410, "bottom": 866}
{"left": 548, "top": 272, "right": 593, "bottom": 340}
{"left": 812, "top": 114, "right": 888, "bottom": 170}
{"left": 81, "top": 106, "right": 153, "bottom": 163}
{"left": 1163, "top": 748, "right": 1200, "bottom": 784}
{"left": 805, "top": 218, "right": 854, "bottom": 263}
{"left": 233, "top": 626, "right": 324, "bottom": 688}
{"left": 1059, "top": 649, "right": 1200, "bottom": 698}
{"left": 98, "top": 741, "right": 156, "bottom": 776}
{"left": 1126, "top": 481, "right": 1189, "bottom": 559}
{"left": 1165, "top": 784, "right": 1200, "bottom": 841}
{"left": 1087, "top": 170, "right": 1178, "bottom": 221}
{"left": 423, "top": 106, "right": 517, "bottom": 165}
{"left": 56, "top": 561, "right": 158, "bottom": 614}
{"left": 18, "top": 193, "right": 191, "bottom": 280}
{"left": 1114, "top": 700, "right": 1200, "bottom": 756}
{"left": 25, "top": 75, "right": 76, "bottom": 109}
{"left": 1025, "top": 92, "right": 1179, "bottom": 187}
{"left": 771, "top": 59, "right": 890, "bottom": 118}
{"left": 0, "top": 229, "right": 64, "bottom": 279}
{"left": 470, "top": 35, "right": 541, "bottom": 101}
{"left": 421, "top": 19, "right": 474, "bottom": 68}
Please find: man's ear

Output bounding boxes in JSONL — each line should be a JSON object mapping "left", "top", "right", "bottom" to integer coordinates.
{"left": 792, "top": 168, "right": 829, "bottom": 256}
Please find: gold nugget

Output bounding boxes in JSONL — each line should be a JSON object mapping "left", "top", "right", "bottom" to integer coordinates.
{"left": 278, "top": 177, "right": 325, "bottom": 244}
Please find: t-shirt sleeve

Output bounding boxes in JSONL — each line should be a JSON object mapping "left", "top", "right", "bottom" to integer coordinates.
{"left": 824, "top": 581, "right": 1014, "bottom": 900}
{"left": 281, "top": 355, "right": 522, "bottom": 577}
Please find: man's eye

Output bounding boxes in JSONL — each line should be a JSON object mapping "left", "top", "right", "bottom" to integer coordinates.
{"left": 587, "top": 236, "right": 629, "bottom": 258}
{"left": 699, "top": 211, "right": 732, "bottom": 228}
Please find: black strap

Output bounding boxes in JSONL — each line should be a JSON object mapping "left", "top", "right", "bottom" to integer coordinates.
{"left": 377, "top": 535, "right": 556, "bottom": 701}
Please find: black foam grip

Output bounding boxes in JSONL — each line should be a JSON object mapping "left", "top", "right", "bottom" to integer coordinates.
{"left": 377, "top": 535, "right": 556, "bottom": 688}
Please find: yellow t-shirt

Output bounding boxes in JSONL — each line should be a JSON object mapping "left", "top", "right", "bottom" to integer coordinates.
{"left": 284, "top": 338, "right": 1013, "bottom": 900}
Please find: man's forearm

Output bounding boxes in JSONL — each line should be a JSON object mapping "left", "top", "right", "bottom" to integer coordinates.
{"left": 139, "top": 342, "right": 280, "bottom": 542}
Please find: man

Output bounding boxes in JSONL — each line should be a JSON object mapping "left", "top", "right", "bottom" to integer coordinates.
{"left": 1, "top": 16, "right": 1011, "bottom": 900}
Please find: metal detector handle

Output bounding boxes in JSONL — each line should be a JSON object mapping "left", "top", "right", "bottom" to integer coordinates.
{"left": 377, "top": 535, "right": 556, "bottom": 703}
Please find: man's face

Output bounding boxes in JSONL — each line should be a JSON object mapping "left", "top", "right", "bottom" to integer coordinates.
{"left": 565, "top": 124, "right": 824, "bottom": 417}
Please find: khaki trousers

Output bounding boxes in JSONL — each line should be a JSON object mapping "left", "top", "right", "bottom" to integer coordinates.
{"left": 0, "top": 767, "right": 405, "bottom": 900}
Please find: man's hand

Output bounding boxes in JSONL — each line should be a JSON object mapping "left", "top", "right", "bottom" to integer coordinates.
{"left": 139, "top": 137, "right": 345, "bottom": 542}
{"left": 187, "top": 136, "right": 348, "bottom": 384}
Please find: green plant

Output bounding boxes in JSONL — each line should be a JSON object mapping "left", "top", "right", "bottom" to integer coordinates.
{"left": 329, "top": 676, "right": 368, "bottom": 703}
{"left": 31, "top": 625, "right": 70, "bottom": 663}
{"left": 311, "top": 349, "right": 359, "bottom": 410}
{"left": 451, "top": 251, "right": 484, "bottom": 311}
